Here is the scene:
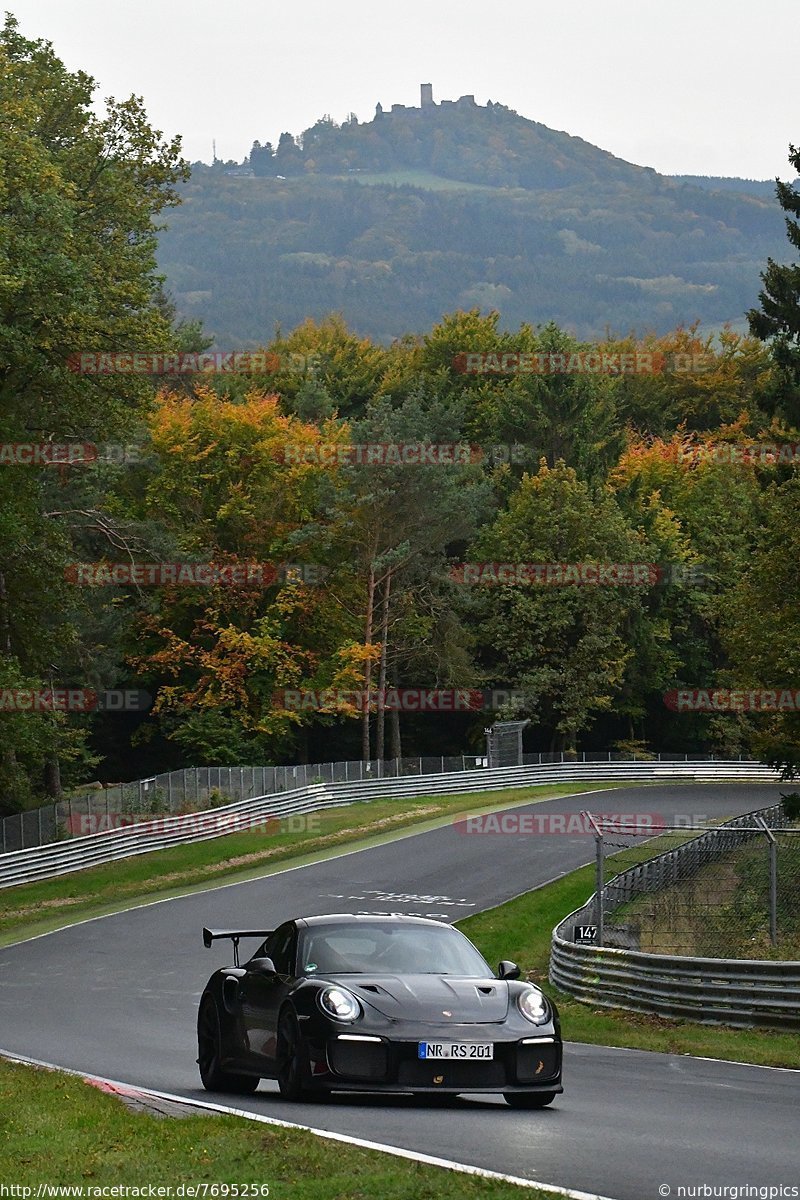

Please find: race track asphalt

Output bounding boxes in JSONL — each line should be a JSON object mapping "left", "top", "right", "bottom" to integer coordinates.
{"left": 1, "top": 783, "right": 798, "bottom": 1199}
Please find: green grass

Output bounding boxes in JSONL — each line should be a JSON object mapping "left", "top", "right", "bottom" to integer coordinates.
{"left": 0, "top": 1057, "right": 555, "bottom": 1196}
{"left": 331, "top": 167, "right": 499, "bottom": 192}
{"left": 458, "top": 863, "right": 800, "bottom": 1068}
{"left": 0, "top": 782, "right": 625, "bottom": 947}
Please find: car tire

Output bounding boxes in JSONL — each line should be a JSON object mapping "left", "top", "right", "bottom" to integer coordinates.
{"left": 276, "top": 1008, "right": 316, "bottom": 1101}
{"left": 197, "top": 994, "right": 259, "bottom": 1094}
{"left": 504, "top": 1091, "right": 557, "bottom": 1108}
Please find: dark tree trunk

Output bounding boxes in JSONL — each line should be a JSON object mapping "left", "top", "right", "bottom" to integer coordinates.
{"left": 361, "top": 560, "right": 377, "bottom": 764}
{"left": 375, "top": 571, "right": 392, "bottom": 764}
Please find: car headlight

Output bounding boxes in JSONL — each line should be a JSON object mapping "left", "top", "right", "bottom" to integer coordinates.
{"left": 318, "top": 985, "right": 361, "bottom": 1022}
{"left": 517, "top": 987, "right": 549, "bottom": 1025}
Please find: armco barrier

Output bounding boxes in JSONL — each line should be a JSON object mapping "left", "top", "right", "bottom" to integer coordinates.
{"left": 2, "top": 751, "right": 755, "bottom": 854}
{"left": 549, "top": 802, "right": 800, "bottom": 1030}
{"left": 0, "top": 760, "right": 780, "bottom": 891}
{"left": 549, "top": 941, "right": 800, "bottom": 1030}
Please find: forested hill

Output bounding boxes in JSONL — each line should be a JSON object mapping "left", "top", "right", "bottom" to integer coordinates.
{"left": 249, "top": 99, "right": 658, "bottom": 190}
{"left": 157, "top": 98, "right": 791, "bottom": 346}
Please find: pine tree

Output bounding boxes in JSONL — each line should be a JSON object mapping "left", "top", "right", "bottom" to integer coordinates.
{"left": 747, "top": 144, "right": 800, "bottom": 407}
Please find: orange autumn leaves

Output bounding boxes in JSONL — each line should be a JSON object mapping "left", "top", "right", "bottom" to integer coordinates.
{"left": 129, "top": 388, "right": 369, "bottom": 747}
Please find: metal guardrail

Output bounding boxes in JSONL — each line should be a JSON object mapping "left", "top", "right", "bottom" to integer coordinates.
{"left": 550, "top": 942, "right": 800, "bottom": 1030}
{"left": 0, "top": 759, "right": 779, "bottom": 891}
{"left": 549, "top": 802, "right": 800, "bottom": 1030}
{"left": 1, "top": 750, "right": 757, "bottom": 854}
{"left": 1, "top": 756, "right": 489, "bottom": 853}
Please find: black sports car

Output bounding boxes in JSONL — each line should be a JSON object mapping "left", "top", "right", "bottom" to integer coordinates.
{"left": 197, "top": 913, "right": 562, "bottom": 1107}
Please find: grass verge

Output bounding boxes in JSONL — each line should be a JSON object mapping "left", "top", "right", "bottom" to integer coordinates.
{"left": 458, "top": 863, "right": 800, "bottom": 1069}
{"left": 0, "top": 782, "right": 625, "bottom": 947}
{"left": 0, "top": 1057, "right": 556, "bottom": 1196}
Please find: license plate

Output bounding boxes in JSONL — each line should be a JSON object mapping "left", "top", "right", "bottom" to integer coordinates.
{"left": 418, "top": 1041, "right": 493, "bottom": 1060}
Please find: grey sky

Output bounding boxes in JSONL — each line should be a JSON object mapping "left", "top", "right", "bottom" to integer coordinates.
{"left": 10, "top": 0, "right": 798, "bottom": 179}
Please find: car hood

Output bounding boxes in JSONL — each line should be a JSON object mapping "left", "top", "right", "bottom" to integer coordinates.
{"left": 343, "top": 975, "right": 510, "bottom": 1023}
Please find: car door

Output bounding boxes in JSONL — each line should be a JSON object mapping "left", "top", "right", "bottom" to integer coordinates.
{"left": 239, "top": 922, "right": 297, "bottom": 1066}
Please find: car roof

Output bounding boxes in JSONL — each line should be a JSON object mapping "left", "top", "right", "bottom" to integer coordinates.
{"left": 295, "top": 913, "right": 451, "bottom": 930}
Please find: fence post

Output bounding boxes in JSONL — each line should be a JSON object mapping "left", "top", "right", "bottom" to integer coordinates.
{"left": 583, "top": 811, "right": 605, "bottom": 946}
{"left": 769, "top": 837, "right": 778, "bottom": 947}
{"left": 596, "top": 833, "right": 605, "bottom": 945}
{"left": 756, "top": 818, "right": 778, "bottom": 946}
{"left": 2, "top": 815, "right": 5, "bottom": 854}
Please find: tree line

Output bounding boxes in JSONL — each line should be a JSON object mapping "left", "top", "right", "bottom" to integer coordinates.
{"left": 1, "top": 17, "right": 799, "bottom": 814}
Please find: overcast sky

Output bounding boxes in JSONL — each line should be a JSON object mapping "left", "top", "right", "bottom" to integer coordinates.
{"left": 10, "top": 0, "right": 798, "bottom": 179}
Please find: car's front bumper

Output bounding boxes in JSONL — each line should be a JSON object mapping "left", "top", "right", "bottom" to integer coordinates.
{"left": 310, "top": 1031, "right": 562, "bottom": 1094}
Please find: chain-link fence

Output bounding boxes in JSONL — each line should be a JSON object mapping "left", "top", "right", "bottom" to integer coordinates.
{"left": 0, "top": 756, "right": 486, "bottom": 852}
{"left": 582, "top": 803, "right": 800, "bottom": 959}
{"left": 0, "top": 750, "right": 762, "bottom": 855}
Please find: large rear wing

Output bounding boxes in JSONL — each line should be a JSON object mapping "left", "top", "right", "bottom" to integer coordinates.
{"left": 203, "top": 926, "right": 273, "bottom": 966}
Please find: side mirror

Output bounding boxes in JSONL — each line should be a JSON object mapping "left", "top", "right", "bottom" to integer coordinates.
{"left": 247, "top": 956, "right": 277, "bottom": 976}
{"left": 498, "top": 960, "right": 520, "bottom": 980}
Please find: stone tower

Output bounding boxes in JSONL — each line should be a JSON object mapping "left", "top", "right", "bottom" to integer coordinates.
{"left": 420, "top": 83, "right": 434, "bottom": 108}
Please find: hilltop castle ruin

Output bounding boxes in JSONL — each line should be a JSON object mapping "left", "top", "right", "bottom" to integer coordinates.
{"left": 375, "top": 84, "right": 479, "bottom": 119}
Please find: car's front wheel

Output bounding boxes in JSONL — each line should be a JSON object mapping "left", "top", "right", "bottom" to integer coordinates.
{"left": 504, "top": 1091, "right": 557, "bottom": 1108}
{"left": 197, "top": 995, "right": 259, "bottom": 1094}
{"left": 276, "top": 1008, "right": 317, "bottom": 1101}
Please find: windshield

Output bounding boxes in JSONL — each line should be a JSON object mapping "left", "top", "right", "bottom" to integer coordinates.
{"left": 297, "top": 921, "right": 492, "bottom": 976}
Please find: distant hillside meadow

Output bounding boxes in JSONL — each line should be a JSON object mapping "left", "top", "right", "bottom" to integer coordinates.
{"left": 156, "top": 86, "right": 793, "bottom": 346}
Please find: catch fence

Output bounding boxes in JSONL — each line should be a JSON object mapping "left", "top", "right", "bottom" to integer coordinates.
{"left": 0, "top": 751, "right": 756, "bottom": 853}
